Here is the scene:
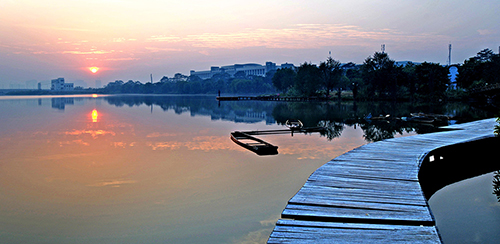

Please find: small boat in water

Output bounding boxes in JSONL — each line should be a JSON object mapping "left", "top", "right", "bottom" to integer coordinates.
{"left": 285, "top": 119, "right": 303, "bottom": 129}
{"left": 230, "top": 131, "right": 278, "bottom": 156}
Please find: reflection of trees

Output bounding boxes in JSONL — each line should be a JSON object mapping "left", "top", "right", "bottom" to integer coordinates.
{"left": 493, "top": 171, "right": 500, "bottom": 202}
{"left": 103, "top": 95, "right": 494, "bottom": 142}
{"left": 271, "top": 100, "right": 487, "bottom": 142}
{"left": 361, "top": 124, "right": 400, "bottom": 142}
{"left": 104, "top": 95, "right": 277, "bottom": 124}
{"left": 317, "top": 121, "right": 344, "bottom": 140}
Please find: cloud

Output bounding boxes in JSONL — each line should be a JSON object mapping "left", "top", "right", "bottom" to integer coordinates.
{"left": 478, "top": 29, "right": 497, "bottom": 36}
{"left": 17, "top": 24, "right": 95, "bottom": 32}
{"left": 144, "top": 47, "right": 184, "bottom": 52}
{"left": 148, "top": 142, "right": 183, "bottom": 150}
{"left": 64, "top": 129, "right": 116, "bottom": 138}
{"left": 62, "top": 50, "right": 114, "bottom": 55}
{"left": 112, "top": 141, "right": 135, "bottom": 148}
{"left": 146, "top": 35, "right": 183, "bottom": 42}
{"left": 147, "top": 136, "right": 242, "bottom": 152}
{"left": 231, "top": 228, "right": 273, "bottom": 244}
{"left": 59, "top": 139, "right": 90, "bottom": 147}
{"left": 231, "top": 215, "right": 278, "bottom": 244}
{"left": 88, "top": 179, "right": 137, "bottom": 187}
{"left": 134, "top": 24, "right": 448, "bottom": 52}
{"left": 146, "top": 132, "right": 178, "bottom": 138}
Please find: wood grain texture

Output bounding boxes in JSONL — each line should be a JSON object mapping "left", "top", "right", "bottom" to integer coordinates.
{"left": 268, "top": 118, "right": 497, "bottom": 243}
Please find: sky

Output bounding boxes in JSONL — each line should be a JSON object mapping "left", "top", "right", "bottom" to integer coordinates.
{"left": 0, "top": 0, "right": 499, "bottom": 88}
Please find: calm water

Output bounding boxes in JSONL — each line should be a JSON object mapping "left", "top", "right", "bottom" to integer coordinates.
{"left": 429, "top": 172, "right": 500, "bottom": 244}
{"left": 0, "top": 94, "right": 497, "bottom": 243}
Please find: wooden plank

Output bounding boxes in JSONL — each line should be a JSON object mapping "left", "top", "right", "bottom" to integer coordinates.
{"left": 268, "top": 118, "right": 497, "bottom": 244}
{"left": 269, "top": 220, "right": 441, "bottom": 244}
{"left": 281, "top": 203, "right": 434, "bottom": 225}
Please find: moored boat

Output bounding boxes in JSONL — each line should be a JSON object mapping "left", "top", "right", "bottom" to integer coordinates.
{"left": 285, "top": 119, "right": 303, "bottom": 129}
{"left": 230, "top": 131, "right": 278, "bottom": 156}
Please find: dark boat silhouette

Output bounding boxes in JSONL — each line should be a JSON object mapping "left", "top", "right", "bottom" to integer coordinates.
{"left": 230, "top": 131, "right": 278, "bottom": 156}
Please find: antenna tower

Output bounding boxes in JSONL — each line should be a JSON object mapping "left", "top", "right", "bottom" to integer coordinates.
{"left": 381, "top": 44, "right": 385, "bottom": 53}
{"left": 448, "top": 43, "right": 452, "bottom": 66}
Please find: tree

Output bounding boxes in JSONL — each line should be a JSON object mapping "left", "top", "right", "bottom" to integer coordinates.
{"left": 272, "top": 68, "right": 296, "bottom": 93}
{"left": 361, "top": 52, "right": 397, "bottom": 99}
{"left": 295, "top": 62, "right": 321, "bottom": 97}
{"left": 457, "top": 48, "right": 500, "bottom": 89}
{"left": 414, "top": 62, "right": 450, "bottom": 100}
{"left": 234, "top": 71, "right": 247, "bottom": 79}
{"left": 476, "top": 48, "right": 495, "bottom": 62}
{"left": 319, "top": 57, "right": 343, "bottom": 98}
{"left": 401, "top": 62, "right": 417, "bottom": 100}
{"left": 457, "top": 57, "right": 483, "bottom": 89}
{"left": 483, "top": 54, "right": 500, "bottom": 85}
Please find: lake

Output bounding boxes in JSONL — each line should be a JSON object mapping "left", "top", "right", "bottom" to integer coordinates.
{"left": 0, "top": 94, "right": 497, "bottom": 243}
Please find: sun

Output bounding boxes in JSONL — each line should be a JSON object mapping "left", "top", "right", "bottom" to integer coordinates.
{"left": 89, "top": 67, "right": 99, "bottom": 74}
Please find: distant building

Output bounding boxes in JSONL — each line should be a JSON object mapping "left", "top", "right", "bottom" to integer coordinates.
{"left": 51, "top": 78, "right": 74, "bottom": 91}
{"left": 190, "top": 62, "right": 295, "bottom": 80}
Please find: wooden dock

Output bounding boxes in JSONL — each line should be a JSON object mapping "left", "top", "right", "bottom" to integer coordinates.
{"left": 216, "top": 96, "right": 329, "bottom": 101}
{"left": 268, "top": 118, "right": 498, "bottom": 243}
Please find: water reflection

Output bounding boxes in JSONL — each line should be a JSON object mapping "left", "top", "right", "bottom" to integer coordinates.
{"left": 92, "top": 109, "right": 98, "bottom": 122}
{"left": 51, "top": 97, "right": 74, "bottom": 110}
{"left": 493, "top": 170, "right": 500, "bottom": 202}
{"left": 419, "top": 136, "right": 500, "bottom": 200}
{"left": 0, "top": 95, "right": 497, "bottom": 244}
{"left": 102, "top": 95, "right": 495, "bottom": 142}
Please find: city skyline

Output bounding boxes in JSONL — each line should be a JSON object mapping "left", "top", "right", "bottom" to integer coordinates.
{"left": 1, "top": 0, "right": 499, "bottom": 87}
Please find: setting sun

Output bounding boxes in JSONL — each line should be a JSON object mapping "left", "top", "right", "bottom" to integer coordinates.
{"left": 89, "top": 67, "right": 99, "bottom": 74}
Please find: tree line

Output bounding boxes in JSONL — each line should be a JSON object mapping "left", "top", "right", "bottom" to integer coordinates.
{"left": 103, "top": 70, "right": 276, "bottom": 95}
{"left": 273, "top": 48, "right": 500, "bottom": 101}
{"left": 100, "top": 48, "right": 499, "bottom": 101}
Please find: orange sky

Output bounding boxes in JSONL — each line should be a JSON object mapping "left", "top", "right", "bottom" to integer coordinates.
{"left": 1, "top": 0, "right": 499, "bottom": 88}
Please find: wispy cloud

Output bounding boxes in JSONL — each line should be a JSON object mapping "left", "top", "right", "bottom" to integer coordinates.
{"left": 62, "top": 50, "right": 114, "bottom": 55}
{"left": 478, "top": 29, "right": 497, "bottom": 36}
{"left": 143, "top": 24, "right": 448, "bottom": 51}
{"left": 88, "top": 179, "right": 138, "bottom": 187}
{"left": 64, "top": 129, "right": 116, "bottom": 138}
{"left": 148, "top": 136, "right": 241, "bottom": 152}
{"left": 17, "top": 24, "right": 95, "bottom": 32}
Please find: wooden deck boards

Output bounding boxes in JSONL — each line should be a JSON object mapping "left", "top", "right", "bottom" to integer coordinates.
{"left": 268, "top": 118, "right": 497, "bottom": 243}
{"left": 269, "top": 220, "right": 441, "bottom": 244}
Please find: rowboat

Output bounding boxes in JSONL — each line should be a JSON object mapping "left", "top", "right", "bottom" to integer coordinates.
{"left": 230, "top": 131, "right": 278, "bottom": 156}
{"left": 285, "top": 119, "right": 303, "bottom": 129}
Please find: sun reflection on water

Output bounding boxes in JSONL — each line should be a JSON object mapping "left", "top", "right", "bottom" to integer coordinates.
{"left": 91, "top": 109, "right": 98, "bottom": 122}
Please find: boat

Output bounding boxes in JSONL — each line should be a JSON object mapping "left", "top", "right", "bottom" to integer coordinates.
{"left": 403, "top": 116, "right": 435, "bottom": 124}
{"left": 406, "top": 113, "right": 452, "bottom": 124}
{"left": 230, "top": 131, "right": 278, "bottom": 156}
{"left": 285, "top": 119, "right": 303, "bottom": 130}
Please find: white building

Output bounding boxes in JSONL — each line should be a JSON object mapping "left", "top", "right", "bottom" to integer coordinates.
{"left": 51, "top": 78, "right": 74, "bottom": 91}
{"left": 190, "top": 62, "right": 295, "bottom": 80}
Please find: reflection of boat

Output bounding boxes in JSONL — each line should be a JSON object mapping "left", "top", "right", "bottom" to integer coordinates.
{"left": 364, "top": 113, "right": 394, "bottom": 121}
{"left": 286, "top": 119, "right": 303, "bottom": 129}
{"left": 406, "top": 113, "right": 451, "bottom": 124}
{"left": 403, "top": 116, "right": 435, "bottom": 124}
{"left": 230, "top": 131, "right": 278, "bottom": 156}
